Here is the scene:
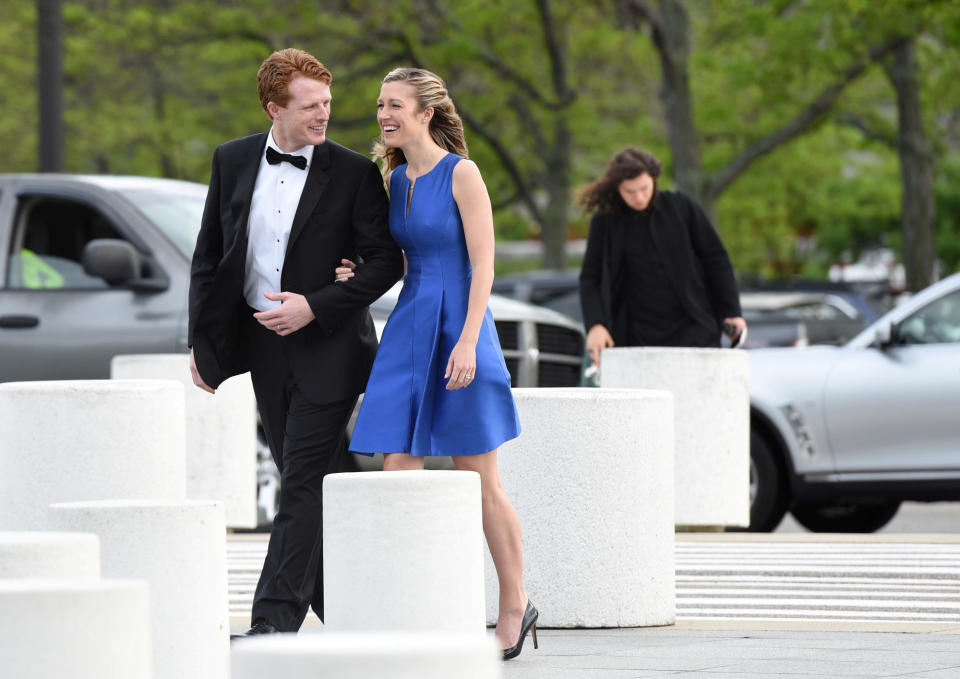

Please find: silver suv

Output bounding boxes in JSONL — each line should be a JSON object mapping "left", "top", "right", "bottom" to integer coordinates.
{"left": 747, "top": 272, "right": 960, "bottom": 532}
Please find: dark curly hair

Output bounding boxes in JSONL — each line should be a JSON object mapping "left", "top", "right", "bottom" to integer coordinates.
{"left": 579, "top": 147, "right": 663, "bottom": 213}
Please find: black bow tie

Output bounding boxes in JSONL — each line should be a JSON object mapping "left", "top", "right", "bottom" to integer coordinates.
{"left": 266, "top": 145, "right": 307, "bottom": 170}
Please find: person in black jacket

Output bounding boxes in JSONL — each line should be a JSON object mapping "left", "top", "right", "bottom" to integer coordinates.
{"left": 579, "top": 148, "right": 745, "bottom": 366}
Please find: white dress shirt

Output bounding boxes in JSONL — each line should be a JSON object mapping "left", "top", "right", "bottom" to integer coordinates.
{"left": 244, "top": 128, "right": 313, "bottom": 311}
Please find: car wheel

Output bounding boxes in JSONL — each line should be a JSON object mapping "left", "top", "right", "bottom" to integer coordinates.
{"left": 730, "top": 430, "right": 789, "bottom": 532}
{"left": 790, "top": 500, "right": 901, "bottom": 533}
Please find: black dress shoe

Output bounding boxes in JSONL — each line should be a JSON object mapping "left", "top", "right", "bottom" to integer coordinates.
{"left": 230, "top": 619, "right": 279, "bottom": 640}
{"left": 502, "top": 600, "right": 539, "bottom": 661}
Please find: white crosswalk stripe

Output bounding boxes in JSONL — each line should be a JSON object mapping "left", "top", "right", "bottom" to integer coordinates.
{"left": 676, "top": 541, "right": 960, "bottom": 623}
{"left": 227, "top": 537, "right": 960, "bottom": 624}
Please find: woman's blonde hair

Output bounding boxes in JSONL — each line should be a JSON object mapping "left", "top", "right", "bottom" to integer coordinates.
{"left": 373, "top": 68, "right": 468, "bottom": 173}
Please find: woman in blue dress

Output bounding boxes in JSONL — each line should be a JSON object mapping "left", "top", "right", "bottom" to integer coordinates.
{"left": 337, "top": 67, "right": 537, "bottom": 660}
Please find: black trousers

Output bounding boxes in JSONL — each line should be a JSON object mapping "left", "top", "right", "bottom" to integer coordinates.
{"left": 245, "top": 313, "right": 357, "bottom": 631}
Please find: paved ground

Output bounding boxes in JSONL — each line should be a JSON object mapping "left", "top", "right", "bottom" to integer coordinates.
{"left": 676, "top": 535, "right": 960, "bottom": 624}
{"left": 498, "top": 628, "right": 960, "bottom": 678}
{"left": 229, "top": 532, "right": 960, "bottom": 677}
{"left": 776, "top": 502, "right": 960, "bottom": 534}
{"left": 228, "top": 533, "right": 960, "bottom": 627}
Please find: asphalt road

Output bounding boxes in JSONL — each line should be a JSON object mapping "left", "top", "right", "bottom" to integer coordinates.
{"left": 776, "top": 501, "right": 960, "bottom": 534}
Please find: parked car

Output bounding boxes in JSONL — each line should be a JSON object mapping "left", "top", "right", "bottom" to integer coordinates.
{"left": 0, "top": 174, "right": 584, "bottom": 525}
{"left": 739, "top": 276, "right": 893, "bottom": 323}
{"left": 746, "top": 272, "right": 960, "bottom": 532}
{"left": 493, "top": 270, "right": 818, "bottom": 348}
{"left": 740, "top": 291, "right": 870, "bottom": 347}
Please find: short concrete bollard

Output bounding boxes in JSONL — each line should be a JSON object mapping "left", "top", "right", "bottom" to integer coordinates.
{"left": 48, "top": 499, "right": 229, "bottom": 679}
{"left": 0, "top": 531, "right": 99, "bottom": 580}
{"left": 489, "top": 388, "right": 675, "bottom": 628}
{"left": 324, "top": 471, "right": 485, "bottom": 634}
{"left": 0, "top": 579, "right": 151, "bottom": 679}
{"left": 0, "top": 380, "right": 187, "bottom": 529}
{"left": 232, "top": 632, "right": 502, "bottom": 679}
{"left": 601, "top": 347, "right": 750, "bottom": 528}
{"left": 112, "top": 354, "right": 258, "bottom": 529}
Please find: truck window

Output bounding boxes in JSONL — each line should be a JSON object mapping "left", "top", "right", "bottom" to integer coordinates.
{"left": 6, "top": 197, "right": 127, "bottom": 290}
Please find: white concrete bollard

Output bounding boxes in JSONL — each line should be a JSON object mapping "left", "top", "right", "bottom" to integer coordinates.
{"left": 0, "top": 579, "right": 151, "bottom": 679}
{"left": 488, "top": 388, "right": 675, "bottom": 628}
{"left": 601, "top": 347, "right": 750, "bottom": 528}
{"left": 48, "top": 499, "right": 229, "bottom": 679}
{"left": 324, "top": 471, "right": 485, "bottom": 634}
{"left": 0, "top": 532, "right": 100, "bottom": 580}
{"left": 232, "top": 632, "right": 502, "bottom": 679}
{"left": 112, "top": 354, "right": 258, "bottom": 529}
{"left": 0, "top": 380, "right": 187, "bottom": 530}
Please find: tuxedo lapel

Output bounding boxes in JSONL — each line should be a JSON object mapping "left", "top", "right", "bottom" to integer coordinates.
{"left": 231, "top": 132, "right": 268, "bottom": 243}
{"left": 286, "top": 142, "right": 331, "bottom": 258}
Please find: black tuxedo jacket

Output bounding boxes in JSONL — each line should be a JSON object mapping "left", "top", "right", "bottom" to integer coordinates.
{"left": 188, "top": 132, "right": 404, "bottom": 403}
{"left": 579, "top": 190, "right": 741, "bottom": 345}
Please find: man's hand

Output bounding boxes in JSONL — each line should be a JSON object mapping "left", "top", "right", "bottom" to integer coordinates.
{"left": 254, "top": 292, "right": 317, "bottom": 336}
{"left": 189, "top": 348, "right": 215, "bottom": 394}
{"left": 586, "top": 324, "right": 615, "bottom": 366}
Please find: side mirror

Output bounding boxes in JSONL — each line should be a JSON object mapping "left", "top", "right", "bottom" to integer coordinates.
{"left": 874, "top": 321, "right": 895, "bottom": 349}
{"left": 82, "top": 239, "right": 142, "bottom": 285}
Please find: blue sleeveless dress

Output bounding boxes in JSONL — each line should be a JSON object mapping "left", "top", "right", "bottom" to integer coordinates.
{"left": 349, "top": 153, "right": 521, "bottom": 456}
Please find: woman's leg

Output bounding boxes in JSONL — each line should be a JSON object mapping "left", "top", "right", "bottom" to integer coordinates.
{"left": 383, "top": 453, "right": 425, "bottom": 471}
{"left": 452, "top": 450, "right": 527, "bottom": 649}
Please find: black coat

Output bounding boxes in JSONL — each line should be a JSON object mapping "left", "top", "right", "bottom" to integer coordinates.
{"left": 579, "top": 190, "right": 741, "bottom": 345}
{"left": 188, "top": 132, "right": 404, "bottom": 403}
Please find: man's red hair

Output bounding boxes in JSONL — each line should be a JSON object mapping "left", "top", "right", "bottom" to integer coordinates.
{"left": 257, "top": 48, "right": 332, "bottom": 115}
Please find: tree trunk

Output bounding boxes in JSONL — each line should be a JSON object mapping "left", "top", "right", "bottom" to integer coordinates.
{"left": 541, "top": 117, "right": 572, "bottom": 269}
{"left": 656, "top": 0, "right": 707, "bottom": 203}
{"left": 887, "top": 38, "right": 936, "bottom": 291}
{"left": 37, "top": 0, "right": 64, "bottom": 172}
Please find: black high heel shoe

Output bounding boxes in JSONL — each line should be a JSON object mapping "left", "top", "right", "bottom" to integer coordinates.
{"left": 502, "top": 600, "right": 539, "bottom": 661}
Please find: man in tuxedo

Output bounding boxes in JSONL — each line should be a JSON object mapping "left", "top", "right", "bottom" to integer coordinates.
{"left": 188, "top": 48, "right": 403, "bottom": 634}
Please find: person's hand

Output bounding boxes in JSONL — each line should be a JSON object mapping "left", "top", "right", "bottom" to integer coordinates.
{"left": 254, "top": 292, "right": 316, "bottom": 336}
{"left": 189, "top": 348, "right": 215, "bottom": 394}
{"left": 586, "top": 324, "right": 615, "bottom": 366}
{"left": 445, "top": 340, "right": 477, "bottom": 390}
{"left": 335, "top": 258, "right": 356, "bottom": 283}
{"left": 722, "top": 316, "right": 747, "bottom": 343}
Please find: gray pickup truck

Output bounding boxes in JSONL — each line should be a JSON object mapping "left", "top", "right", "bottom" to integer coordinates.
{"left": 0, "top": 174, "right": 585, "bottom": 525}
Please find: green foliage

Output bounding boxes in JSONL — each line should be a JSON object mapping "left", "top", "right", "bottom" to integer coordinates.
{"left": 0, "top": 0, "right": 38, "bottom": 172}
{"left": 935, "top": 155, "right": 960, "bottom": 274}
{"left": 4, "top": 0, "right": 959, "bottom": 277}
{"left": 717, "top": 119, "right": 903, "bottom": 277}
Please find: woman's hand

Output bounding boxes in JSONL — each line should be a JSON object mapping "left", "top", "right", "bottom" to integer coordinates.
{"left": 586, "top": 324, "right": 615, "bottom": 366}
{"left": 445, "top": 340, "right": 477, "bottom": 390}
{"left": 335, "top": 258, "right": 356, "bottom": 283}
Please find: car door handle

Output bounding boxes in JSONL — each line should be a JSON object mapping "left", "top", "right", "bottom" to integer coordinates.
{"left": 0, "top": 315, "right": 40, "bottom": 329}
